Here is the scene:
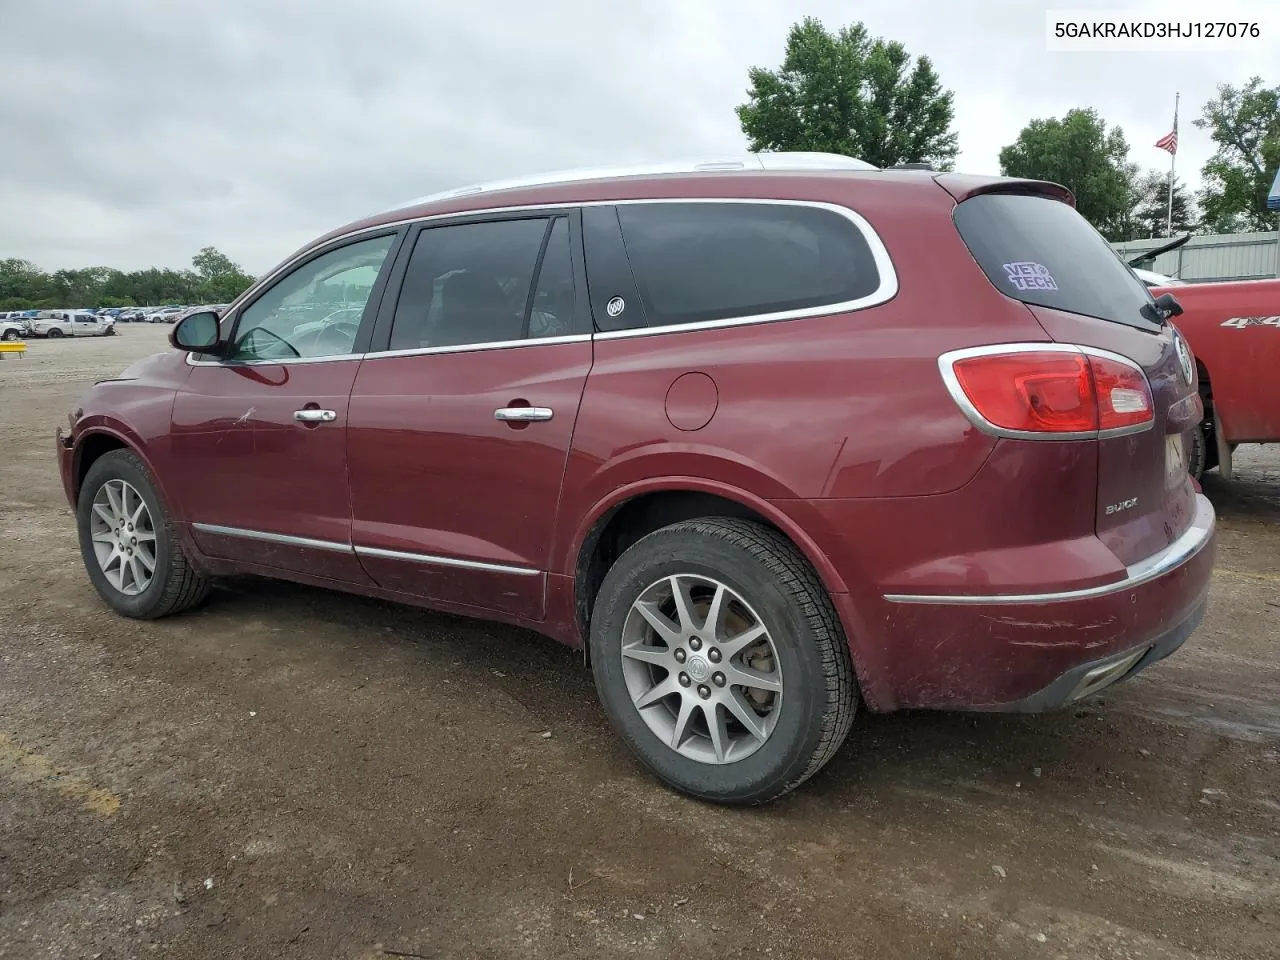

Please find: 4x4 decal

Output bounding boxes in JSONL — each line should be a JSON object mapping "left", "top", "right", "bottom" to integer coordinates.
{"left": 1221, "top": 316, "right": 1280, "bottom": 328}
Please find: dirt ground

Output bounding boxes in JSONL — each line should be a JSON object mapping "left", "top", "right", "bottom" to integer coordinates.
{"left": 1, "top": 324, "right": 1277, "bottom": 960}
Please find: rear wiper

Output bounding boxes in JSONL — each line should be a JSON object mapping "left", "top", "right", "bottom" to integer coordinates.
{"left": 1140, "top": 292, "right": 1183, "bottom": 325}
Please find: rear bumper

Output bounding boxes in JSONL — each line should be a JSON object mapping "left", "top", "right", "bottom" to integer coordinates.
{"left": 972, "top": 595, "right": 1205, "bottom": 712}
{"left": 820, "top": 494, "right": 1216, "bottom": 711}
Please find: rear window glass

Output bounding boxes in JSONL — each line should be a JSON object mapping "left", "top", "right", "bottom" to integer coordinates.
{"left": 953, "top": 193, "right": 1159, "bottom": 330}
{"left": 615, "top": 202, "right": 881, "bottom": 327}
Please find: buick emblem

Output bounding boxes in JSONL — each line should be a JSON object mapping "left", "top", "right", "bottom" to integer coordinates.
{"left": 1173, "top": 331, "right": 1194, "bottom": 384}
{"left": 686, "top": 656, "right": 711, "bottom": 683}
{"left": 605, "top": 296, "right": 626, "bottom": 318}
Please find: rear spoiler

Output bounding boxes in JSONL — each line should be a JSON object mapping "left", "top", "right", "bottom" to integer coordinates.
{"left": 1123, "top": 232, "right": 1191, "bottom": 267}
{"left": 933, "top": 174, "right": 1075, "bottom": 207}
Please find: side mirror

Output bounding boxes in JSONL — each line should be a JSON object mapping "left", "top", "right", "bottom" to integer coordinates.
{"left": 170, "top": 311, "right": 223, "bottom": 353}
{"left": 1141, "top": 291, "right": 1184, "bottom": 324}
{"left": 1153, "top": 292, "right": 1183, "bottom": 318}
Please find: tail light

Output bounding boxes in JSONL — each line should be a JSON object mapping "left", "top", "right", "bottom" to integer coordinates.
{"left": 940, "top": 344, "right": 1153, "bottom": 439}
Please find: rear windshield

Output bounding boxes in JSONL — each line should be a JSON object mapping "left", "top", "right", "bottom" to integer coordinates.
{"left": 953, "top": 193, "right": 1159, "bottom": 330}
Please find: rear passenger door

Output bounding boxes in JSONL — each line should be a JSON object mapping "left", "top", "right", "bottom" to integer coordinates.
{"left": 346, "top": 210, "right": 593, "bottom": 619}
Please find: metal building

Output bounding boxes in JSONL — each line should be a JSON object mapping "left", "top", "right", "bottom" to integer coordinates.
{"left": 1112, "top": 230, "right": 1280, "bottom": 282}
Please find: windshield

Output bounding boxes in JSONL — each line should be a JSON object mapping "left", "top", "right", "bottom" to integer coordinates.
{"left": 953, "top": 193, "right": 1161, "bottom": 331}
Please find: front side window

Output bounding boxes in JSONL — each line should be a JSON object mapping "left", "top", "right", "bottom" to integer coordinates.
{"left": 387, "top": 216, "right": 563, "bottom": 351}
{"left": 613, "top": 201, "right": 882, "bottom": 328}
{"left": 227, "top": 233, "right": 396, "bottom": 362}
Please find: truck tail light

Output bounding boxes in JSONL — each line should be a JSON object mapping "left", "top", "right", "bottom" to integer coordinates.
{"left": 941, "top": 345, "right": 1153, "bottom": 438}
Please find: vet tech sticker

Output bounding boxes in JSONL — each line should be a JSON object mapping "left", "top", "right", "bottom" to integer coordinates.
{"left": 1003, "top": 261, "right": 1059, "bottom": 292}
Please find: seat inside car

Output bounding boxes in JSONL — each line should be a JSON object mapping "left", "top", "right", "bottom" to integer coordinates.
{"left": 429, "top": 271, "right": 522, "bottom": 346}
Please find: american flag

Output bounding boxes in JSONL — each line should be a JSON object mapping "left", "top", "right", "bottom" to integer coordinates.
{"left": 1155, "top": 115, "right": 1178, "bottom": 155}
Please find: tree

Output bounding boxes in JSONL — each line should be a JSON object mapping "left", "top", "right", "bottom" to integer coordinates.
{"left": 0, "top": 247, "right": 255, "bottom": 309}
{"left": 1127, "top": 171, "right": 1196, "bottom": 239}
{"left": 191, "top": 246, "right": 255, "bottom": 303}
{"left": 736, "top": 17, "right": 959, "bottom": 170}
{"left": 1194, "top": 77, "right": 1280, "bottom": 233}
{"left": 998, "top": 109, "right": 1137, "bottom": 241}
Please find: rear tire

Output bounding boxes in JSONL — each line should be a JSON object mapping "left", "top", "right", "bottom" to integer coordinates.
{"left": 77, "top": 449, "right": 211, "bottom": 619}
{"left": 589, "top": 517, "right": 857, "bottom": 805}
{"left": 2, "top": 330, "right": 16, "bottom": 341}
{"left": 1188, "top": 414, "right": 1218, "bottom": 480}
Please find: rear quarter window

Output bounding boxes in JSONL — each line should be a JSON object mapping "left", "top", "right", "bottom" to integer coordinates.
{"left": 953, "top": 193, "right": 1160, "bottom": 331}
{"left": 613, "top": 201, "right": 883, "bottom": 328}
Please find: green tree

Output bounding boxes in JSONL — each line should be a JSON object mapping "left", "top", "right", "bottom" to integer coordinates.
{"left": 1194, "top": 77, "right": 1280, "bottom": 233}
{"left": 998, "top": 108, "right": 1137, "bottom": 241}
{"left": 1129, "top": 171, "right": 1196, "bottom": 239}
{"left": 191, "top": 246, "right": 255, "bottom": 303}
{"left": 736, "top": 17, "right": 959, "bottom": 170}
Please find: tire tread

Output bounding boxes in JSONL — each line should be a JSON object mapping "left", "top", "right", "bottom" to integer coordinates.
{"left": 82, "top": 449, "right": 210, "bottom": 619}
{"left": 595, "top": 516, "right": 857, "bottom": 804}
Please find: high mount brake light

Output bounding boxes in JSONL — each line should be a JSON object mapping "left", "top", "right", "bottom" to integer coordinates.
{"left": 940, "top": 345, "right": 1153, "bottom": 439}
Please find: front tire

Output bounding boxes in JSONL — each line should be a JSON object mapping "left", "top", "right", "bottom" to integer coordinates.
{"left": 77, "top": 449, "right": 210, "bottom": 619}
{"left": 46, "top": 328, "right": 63, "bottom": 339}
{"left": 589, "top": 518, "right": 857, "bottom": 805}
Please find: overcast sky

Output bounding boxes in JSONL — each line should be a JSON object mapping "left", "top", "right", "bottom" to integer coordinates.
{"left": 1, "top": 0, "right": 1275, "bottom": 275}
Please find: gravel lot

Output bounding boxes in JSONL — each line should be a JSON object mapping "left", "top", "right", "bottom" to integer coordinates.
{"left": 2, "top": 324, "right": 1278, "bottom": 960}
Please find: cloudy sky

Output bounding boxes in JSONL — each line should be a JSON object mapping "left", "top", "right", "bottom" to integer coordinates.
{"left": 2, "top": 0, "right": 1275, "bottom": 275}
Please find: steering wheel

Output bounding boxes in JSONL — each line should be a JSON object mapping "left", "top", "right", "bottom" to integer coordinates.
{"left": 239, "top": 326, "right": 301, "bottom": 360}
{"left": 305, "top": 319, "right": 361, "bottom": 355}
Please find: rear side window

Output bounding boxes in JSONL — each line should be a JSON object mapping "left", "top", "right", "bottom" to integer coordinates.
{"left": 388, "top": 217, "right": 556, "bottom": 350}
{"left": 613, "top": 201, "right": 881, "bottom": 328}
{"left": 953, "top": 193, "right": 1159, "bottom": 330}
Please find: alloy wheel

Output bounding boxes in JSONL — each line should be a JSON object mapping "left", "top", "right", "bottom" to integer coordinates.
{"left": 88, "top": 479, "right": 158, "bottom": 596}
{"left": 620, "top": 573, "right": 783, "bottom": 764}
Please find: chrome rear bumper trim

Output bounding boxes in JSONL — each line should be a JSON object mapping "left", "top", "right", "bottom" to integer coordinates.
{"left": 884, "top": 493, "right": 1215, "bottom": 605}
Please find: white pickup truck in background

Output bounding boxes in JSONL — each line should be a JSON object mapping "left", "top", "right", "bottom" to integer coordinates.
{"left": 29, "top": 311, "right": 117, "bottom": 338}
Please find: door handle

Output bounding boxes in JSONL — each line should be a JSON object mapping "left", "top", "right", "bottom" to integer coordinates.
{"left": 494, "top": 406, "right": 554, "bottom": 422}
{"left": 294, "top": 409, "right": 337, "bottom": 423}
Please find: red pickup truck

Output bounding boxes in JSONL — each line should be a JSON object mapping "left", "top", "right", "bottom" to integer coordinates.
{"left": 1134, "top": 263, "right": 1280, "bottom": 479}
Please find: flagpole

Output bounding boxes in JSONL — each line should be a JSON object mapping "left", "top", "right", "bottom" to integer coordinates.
{"left": 1167, "top": 92, "right": 1178, "bottom": 237}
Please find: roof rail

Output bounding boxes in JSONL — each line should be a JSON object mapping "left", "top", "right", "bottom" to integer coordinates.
{"left": 393, "top": 151, "right": 879, "bottom": 210}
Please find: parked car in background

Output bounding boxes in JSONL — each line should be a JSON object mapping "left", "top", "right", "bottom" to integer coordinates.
{"left": 2, "top": 314, "right": 29, "bottom": 341}
{"left": 57, "top": 153, "right": 1215, "bottom": 804}
{"left": 148, "top": 306, "right": 184, "bottom": 323}
{"left": 31, "top": 310, "right": 116, "bottom": 338}
{"left": 1138, "top": 268, "right": 1280, "bottom": 479}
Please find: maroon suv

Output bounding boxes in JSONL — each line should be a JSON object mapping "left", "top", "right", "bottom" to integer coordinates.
{"left": 58, "top": 152, "right": 1215, "bottom": 804}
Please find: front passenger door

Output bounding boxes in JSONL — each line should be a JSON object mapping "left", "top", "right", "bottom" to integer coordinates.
{"left": 170, "top": 231, "right": 402, "bottom": 583}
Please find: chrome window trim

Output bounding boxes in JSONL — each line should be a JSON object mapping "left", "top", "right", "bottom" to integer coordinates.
{"left": 883, "top": 493, "right": 1214, "bottom": 605}
{"left": 362, "top": 333, "right": 591, "bottom": 361}
{"left": 191, "top": 523, "right": 539, "bottom": 576}
{"left": 187, "top": 198, "right": 897, "bottom": 366}
{"left": 354, "top": 545, "right": 538, "bottom": 576}
{"left": 937, "top": 341, "right": 1156, "bottom": 442}
{"left": 187, "top": 352, "right": 364, "bottom": 367}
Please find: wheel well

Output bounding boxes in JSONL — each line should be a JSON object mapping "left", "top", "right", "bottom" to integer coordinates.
{"left": 1196, "top": 358, "right": 1213, "bottom": 402}
{"left": 74, "top": 433, "right": 127, "bottom": 500}
{"left": 574, "top": 491, "right": 783, "bottom": 646}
